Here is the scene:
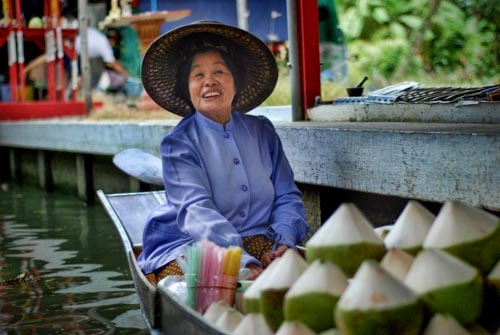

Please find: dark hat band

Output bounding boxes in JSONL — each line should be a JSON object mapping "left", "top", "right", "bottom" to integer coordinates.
{"left": 179, "top": 33, "right": 233, "bottom": 60}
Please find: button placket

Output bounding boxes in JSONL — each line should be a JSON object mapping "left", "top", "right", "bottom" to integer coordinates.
{"left": 223, "top": 130, "right": 249, "bottom": 221}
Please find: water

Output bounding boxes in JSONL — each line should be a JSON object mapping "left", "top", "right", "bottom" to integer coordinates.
{"left": 0, "top": 183, "right": 149, "bottom": 334}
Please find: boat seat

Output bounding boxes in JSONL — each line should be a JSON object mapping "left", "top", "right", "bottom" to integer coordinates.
{"left": 97, "top": 190, "right": 166, "bottom": 254}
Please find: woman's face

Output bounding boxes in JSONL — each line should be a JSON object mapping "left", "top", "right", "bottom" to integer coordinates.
{"left": 188, "top": 51, "right": 236, "bottom": 124}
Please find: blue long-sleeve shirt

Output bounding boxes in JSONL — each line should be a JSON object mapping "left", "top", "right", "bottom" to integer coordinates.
{"left": 138, "top": 111, "right": 308, "bottom": 274}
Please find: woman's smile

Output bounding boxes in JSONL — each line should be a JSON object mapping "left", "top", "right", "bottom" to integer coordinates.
{"left": 189, "top": 51, "right": 236, "bottom": 124}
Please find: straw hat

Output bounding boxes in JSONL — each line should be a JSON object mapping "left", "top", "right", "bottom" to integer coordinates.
{"left": 141, "top": 21, "right": 278, "bottom": 116}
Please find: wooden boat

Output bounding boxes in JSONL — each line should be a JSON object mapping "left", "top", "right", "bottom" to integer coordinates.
{"left": 97, "top": 190, "right": 226, "bottom": 335}
{"left": 96, "top": 189, "right": 500, "bottom": 335}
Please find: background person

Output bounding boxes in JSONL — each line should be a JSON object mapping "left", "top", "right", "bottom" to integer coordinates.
{"left": 76, "top": 24, "right": 129, "bottom": 90}
{"left": 138, "top": 21, "right": 309, "bottom": 284}
{"left": 106, "top": 26, "right": 142, "bottom": 79}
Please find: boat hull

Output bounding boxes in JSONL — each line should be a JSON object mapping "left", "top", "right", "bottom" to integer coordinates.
{"left": 97, "top": 190, "right": 226, "bottom": 334}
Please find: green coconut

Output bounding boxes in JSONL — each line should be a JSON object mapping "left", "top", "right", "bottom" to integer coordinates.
{"left": 423, "top": 200, "right": 500, "bottom": 275}
{"left": 319, "top": 329, "right": 342, "bottom": 335}
{"left": 380, "top": 248, "right": 414, "bottom": 281}
{"left": 274, "top": 321, "right": 317, "bottom": 335}
{"left": 404, "top": 248, "right": 483, "bottom": 324}
{"left": 203, "top": 299, "right": 232, "bottom": 325}
{"left": 334, "top": 260, "right": 424, "bottom": 335}
{"left": 306, "top": 203, "right": 386, "bottom": 276}
{"left": 284, "top": 259, "right": 348, "bottom": 332}
{"left": 259, "top": 249, "right": 308, "bottom": 331}
{"left": 384, "top": 200, "right": 435, "bottom": 255}
{"left": 233, "top": 313, "right": 274, "bottom": 335}
{"left": 374, "top": 225, "right": 392, "bottom": 240}
{"left": 242, "top": 257, "right": 283, "bottom": 314}
{"left": 215, "top": 308, "right": 244, "bottom": 334}
{"left": 422, "top": 314, "right": 471, "bottom": 335}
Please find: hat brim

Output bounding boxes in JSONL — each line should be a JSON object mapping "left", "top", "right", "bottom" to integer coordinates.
{"left": 141, "top": 21, "right": 279, "bottom": 116}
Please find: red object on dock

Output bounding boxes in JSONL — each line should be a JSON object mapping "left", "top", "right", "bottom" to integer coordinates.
{"left": 0, "top": 101, "right": 86, "bottom": 120}
{"left": 0, "top": 0, "right": 83, "bottom": 120}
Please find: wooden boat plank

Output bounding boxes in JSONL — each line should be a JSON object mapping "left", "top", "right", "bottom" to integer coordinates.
{"left": 97, "top": 190, "right": 162, "bottom": 332}
{"left": 97, "top": 190, "right": 226, "bottom": 334}
{"left": 127, "top": 249, "right": 160, "bottom": 333}
{"left": 98, "top": 190, "right": 165, "bottom": 250}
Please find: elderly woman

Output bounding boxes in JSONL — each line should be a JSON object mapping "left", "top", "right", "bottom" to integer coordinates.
{"left": 138, "top": 21, "right": 309, "bottom": 283}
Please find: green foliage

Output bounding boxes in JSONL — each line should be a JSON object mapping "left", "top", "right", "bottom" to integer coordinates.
{"left": 338, "top": 0, "right": 426, "bottom": 40}
{"left": 349, "top": 38, "right": 421, "bottom": 79}
{"left": 264, "top": 0, "right": 498, "bottom": 106}
{"left": 336, "top": 0, "right": 499, "bottom": 84}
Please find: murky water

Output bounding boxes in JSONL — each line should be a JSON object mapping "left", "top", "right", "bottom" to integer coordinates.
{"left": 0, "top": 183, "right": 149, "bottom": 334}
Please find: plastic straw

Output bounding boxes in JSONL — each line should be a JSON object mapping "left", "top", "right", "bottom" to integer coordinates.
{"left": 185, "top": 243, "right": 200, "bottom": 308}
{"left": 185, "top": 240, "right": 242, "bottom": 313}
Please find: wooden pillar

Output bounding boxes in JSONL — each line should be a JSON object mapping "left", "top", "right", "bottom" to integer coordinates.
{"left": 37, "top": 150, "right": 53, "bottom": 191}
{"left": 78, "top": 0, "right": 92, "bottom": 113}
{"left": 8, "top": 148, "right": 22, "bottom": 182}
{"left": 298, "top": 183, "right": 322, "bottom": 241}
{"left": 287, "top": 0, "right": 321, "bottom": 120}
{"left": 76, "top": 153, "right": 94, "bottom": 204}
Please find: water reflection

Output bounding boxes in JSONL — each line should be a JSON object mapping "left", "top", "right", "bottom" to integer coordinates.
{"left": 0, "top": 183, "right": 148, "bottom": 334}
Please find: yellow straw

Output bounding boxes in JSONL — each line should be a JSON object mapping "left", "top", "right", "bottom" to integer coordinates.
{"left": 227, "top": 247, "right": 242, "bottom": 276}
{"left": 223, "top": 248, "right": 233, "bottom": 274}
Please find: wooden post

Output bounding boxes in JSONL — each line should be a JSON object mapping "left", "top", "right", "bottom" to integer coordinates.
{"left": 14, "top": 0, "right": 25, "bottom": 100}
{"left": 78, "top": 0, "right": 92, "bottom": 113}
{"left": 8, "top": 148, "right": 22, "bottom": 182}
{"left": 37, "top": 150, "right": 53, "bottom": 191}
{"left": 7, "top": 0, "right": 19, "bottom": 101}
{"left": 44, "top": 0, "right": 57, "bottom": 100}
{"left": 76, "top": 153, "right": 94, "bottom": 204}
{"left": 287, "top": 0, "right": 321, "bottom": 120}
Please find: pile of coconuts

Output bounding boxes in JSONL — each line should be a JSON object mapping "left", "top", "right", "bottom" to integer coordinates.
{"left": 201, "top": 200, "right": 499, "bottom": 335}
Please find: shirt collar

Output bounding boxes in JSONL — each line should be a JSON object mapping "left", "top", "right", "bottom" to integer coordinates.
{"left": 194, "top": 111, "right": 235, "bottom": 132}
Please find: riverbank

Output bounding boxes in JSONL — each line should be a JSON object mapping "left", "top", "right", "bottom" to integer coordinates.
{"left": 1, "top": 114, "right": 498, "bottom": 241}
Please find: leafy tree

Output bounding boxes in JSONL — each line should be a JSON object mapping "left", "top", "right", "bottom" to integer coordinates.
{"left": 336, "top": 0, "right": 499, "bottom": 84}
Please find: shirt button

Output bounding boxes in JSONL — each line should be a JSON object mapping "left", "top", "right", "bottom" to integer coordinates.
{"left": 239, "top": 211, "right": 246, "bottom": 218}
{"left": 241, "top": 185, "right": 248, "bottom": 191}
{"left": 223, "top": 133, "right": 230, "bottom": 139}
{"left": 233, "top": 158, "right": 240, "bottom": 165}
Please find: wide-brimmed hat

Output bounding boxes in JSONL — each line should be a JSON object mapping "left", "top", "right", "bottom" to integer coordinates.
{"left": 141, "top": 21, "right": 278, "bottom": 116}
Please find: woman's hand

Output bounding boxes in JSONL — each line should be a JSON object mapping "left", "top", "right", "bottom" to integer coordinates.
{"left": 261, "top": 245, "right": 288, "bottom": 268}
{"left": 246, "top": 263, "right": 263, "bottom": 280}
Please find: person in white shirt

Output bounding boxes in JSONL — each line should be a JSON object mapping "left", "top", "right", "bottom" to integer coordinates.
{"left": 76, "top": 26, "right": 129, "bottom": 89}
